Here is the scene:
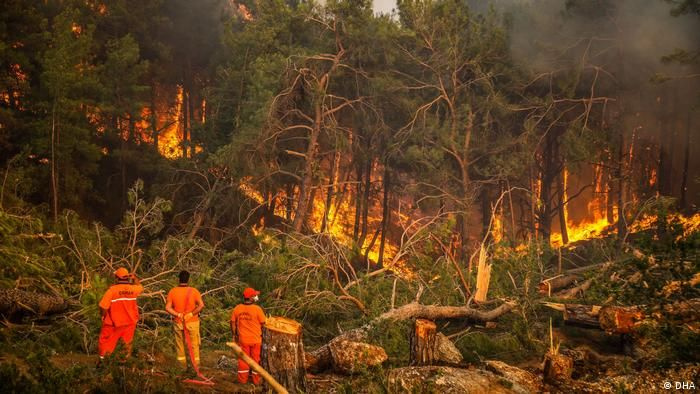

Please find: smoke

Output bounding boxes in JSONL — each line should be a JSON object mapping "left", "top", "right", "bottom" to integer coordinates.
{"left": 481, "top": 0, "right": 700, "bottom": 213}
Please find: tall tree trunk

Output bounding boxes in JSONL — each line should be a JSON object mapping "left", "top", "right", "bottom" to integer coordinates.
{"left": 616, "top": 128, "right": 627, "bottom": 242}
{"left": 150, "top": 84, "right": 159, "bottom": 152}
{"left": 557, "top": 167, "right": 569, "bottom": 245}
{"left": 480, "top": 186, "right": 491, "bottom": 241}
{"left": 679, "top": 113, "right": 691, "bottom": 213}
{"left": 378, "top": 164, "right": 390, "bottom": 267}
{"left": 291, "top": 101, "right": 322, "bottom": 232}
{"left": 120, "top": 116, "right": 127, "bottom": 212}
{"left": 182, "top": 86, "right": 189, "bottom": 159}
{"left": 50, "top": 101, "right": 58, "bottom": 222}
{"left": 285, "top": 183, "right": 294, "bottom": 222}
{"left": 605, "top": 158, "right": 615, "bottom": 224}
{"left": 657, "top": 122, "right": 673, "bottom": 197}
{"left": 189, "top": 86, "right": 196, "bottom": 158}
{"left": 353, "top": 161, "right": 363, "bottom": 242}
{"left": 358, "top": 158, "right": 372, "bottom": 248}
{"left": 321, "top": 151, "right": 338, "bottom": 233}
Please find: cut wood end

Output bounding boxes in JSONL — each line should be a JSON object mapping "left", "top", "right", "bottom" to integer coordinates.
{"left": 266, "top": 316, "right": 302, "bottom": 334}
{"left": 415, "top": 319, "right": 437, "bottom": 329}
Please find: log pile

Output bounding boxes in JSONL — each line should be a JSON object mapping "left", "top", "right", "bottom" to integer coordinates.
{"left": 261, "top": 316, "right": 306, "bottom": 393}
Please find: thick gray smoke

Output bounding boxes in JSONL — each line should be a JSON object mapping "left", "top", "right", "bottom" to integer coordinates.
{"left": 485, "top": 0, "right": 700, "bottom": 212}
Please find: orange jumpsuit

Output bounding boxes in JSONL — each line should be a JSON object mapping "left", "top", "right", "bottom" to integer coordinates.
{"left": 98, "top": 283, "right": 143, "bottom": 357}
{"left": 166, "top": 286, "right": 203, "bottom": 367}
{"left": 231, "top": 303, "right": 266, "bottom": 384}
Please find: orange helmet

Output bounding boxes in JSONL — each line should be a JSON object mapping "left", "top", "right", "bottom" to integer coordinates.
{"left": 114, "top": 267, "right": 130, "bottom": 279}
{"left": 243, "top": 287, "right": 260, "bottom": 299}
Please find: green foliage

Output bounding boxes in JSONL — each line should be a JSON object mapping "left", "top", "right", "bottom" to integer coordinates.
{"left": 367, "top": 319, "right": 411, "bottom": 365}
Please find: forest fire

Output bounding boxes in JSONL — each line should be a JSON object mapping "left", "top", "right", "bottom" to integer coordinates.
{"left": 551, "top": 217, "right": 612, "bottom": 247}
{"left": 238, "top": 177, "right": 399, "bottom": 265}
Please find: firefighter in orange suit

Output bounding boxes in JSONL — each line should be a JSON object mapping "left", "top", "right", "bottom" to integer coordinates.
{"left": 165, "top": 270, "right": 205, "bottom": 368}
{"left": 98, "top": 267, "right": 143, "bottom": 359}
{"left": 231, "top": 287, "right": 266, "bottom": 385}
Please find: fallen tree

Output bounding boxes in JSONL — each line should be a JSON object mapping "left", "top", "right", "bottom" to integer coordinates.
{"left": 306, "top": 301, "right": 513, "bottom": 373}
{"left": 0, "top": 288, "right": 68, "bottom": 317}
{"left": 377, "top": 300, "right": 516, "bottom": 322}
{"left": 538, "top": 275, "right": 581, "bottom": 295}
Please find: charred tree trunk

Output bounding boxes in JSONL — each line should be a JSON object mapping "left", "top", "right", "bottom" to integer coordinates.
{"left": 285, "top": 183, "right": 294, "bottom": 222}
{"left": 538, "top": 133, "right": 556, "bottom": 244}
{"left": 480, "top": 187, "right": 491, "bottom": 242}
{"left": 320, "top": 151, "right": 338, "bottom": 233}
{"left": 616, "top": 128, "right": 627, "bottom": 242}
{"left": 358, "top": 158, "right": 372, "bottom": 248}
{"left": 291, "top": 101, "right": 321, "bottom": 233}
{"left": 150, "top": 84, "right": 159, "bottom": 152}
{"left": 182, "top": 86, "right": 189, "bottom": 159}
{"left": 261, "top": 316, "right": 307, "bottom": 393}
{"left": 410, "top": 319, "right": 437, "bottom": 366}
{"left": 353, "top": 161, "right": 362, "bottom": 242}
{"left": 50, "top": 100, "right": 59, "bottom": 223}
{"left": 557, "top": 168, "right": 569, "bottom": 245}
{"left": 377, "top": 164, "right": 390, "bottom": 267}
{"left": 679, "top": 113, "right": 691, "bottom": 213}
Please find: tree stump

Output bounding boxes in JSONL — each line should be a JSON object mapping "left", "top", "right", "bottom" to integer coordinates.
{"left": 261, "top": 316, "right": 306, "bottom": 393}
{"left": 543, "top": 352, "right": 573, "bottom": 384}
{"left": 410, "top": 319, "right": 437, "bottom": 365}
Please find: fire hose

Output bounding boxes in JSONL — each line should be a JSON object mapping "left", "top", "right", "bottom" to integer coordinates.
{"left": 180, "top": 288, "right": 214, "bottom": 386}
{"left": 181, "top": 320, "right": 214, "bottom": 385}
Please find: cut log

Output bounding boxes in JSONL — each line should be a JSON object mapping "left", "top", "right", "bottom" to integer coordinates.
{"left": 378, "top": 301, "right": 516, "bottom": 322}
{"left": 598, "top": 306, "right": 644, "bottom": 334}
{"left": 435, "top": 333, "right": 463, "bottom": 365}
{"left": 485, "top": 360, "right": 542, "bottom": 393}
{"left": 305, "top": 327, "right": 368, "bottom": 373}
{"left": 410, "top": 319, "right": 437, "bottom": 366}
{"left": 261, "top": 316, "right": 306, "bottom": 393}
{"left": 542, "top": 352, "right": 573, "bottom": 384}
{"left": 538, "top": 275, "right": 581, "bottom": 295}
{"left": 563, "top": 304, "right": 601, "bottom": 328}
{"left": 0, "top": 288, "right": 68, "bottom": 317}
{"left": 387, "top": 366, "right": 530, "bottom": 394}
{"left": 328, "top": 339, "right": 387, "bottom": 374}
{"left": 555, "top": 278, "right": 593, "bottom": 299}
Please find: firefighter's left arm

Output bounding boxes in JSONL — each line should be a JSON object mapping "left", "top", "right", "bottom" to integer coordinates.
{"left": 98, "top": 288, "right": 112, "bottom": 319}
{"left": 192, "top": 291, "right": 205, "bottom": 316}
